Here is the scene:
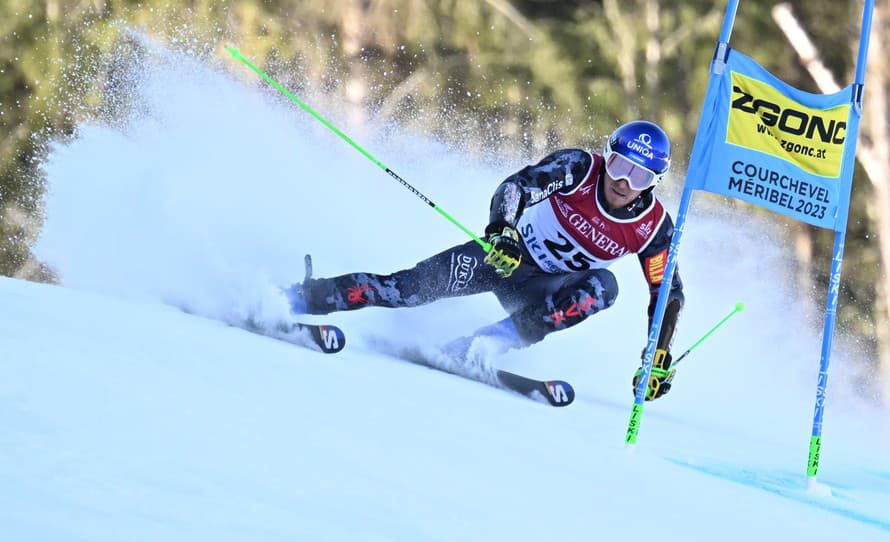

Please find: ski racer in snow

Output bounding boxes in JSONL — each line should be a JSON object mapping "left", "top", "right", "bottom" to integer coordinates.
{"left": 286, "top": 120, "right": 685, "bottom": 401}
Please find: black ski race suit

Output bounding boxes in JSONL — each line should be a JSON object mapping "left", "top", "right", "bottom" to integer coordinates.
{"left": 301, "top": 148, "right": 684, "bottom": 349}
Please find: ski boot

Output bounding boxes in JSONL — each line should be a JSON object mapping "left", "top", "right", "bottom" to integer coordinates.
{"left": 442, "top": 317, "right": 524, "bottom": 361}
{"left": 283, "top": 254, "right": 313, "bottom": 315}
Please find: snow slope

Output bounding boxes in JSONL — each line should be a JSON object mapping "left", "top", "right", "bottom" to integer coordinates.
{"left": 5, "top": 40, "right": 888, "bottom": 541}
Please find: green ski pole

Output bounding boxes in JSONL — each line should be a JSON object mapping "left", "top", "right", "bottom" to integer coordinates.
{"left": 225, "top": 46, "right": 491, "bottom": 253}
{"left": 673, "top": 302, "right": 745, "bottom": 366}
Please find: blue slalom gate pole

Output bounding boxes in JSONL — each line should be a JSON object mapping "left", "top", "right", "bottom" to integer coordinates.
{"left": 806, "top": 0, "right": 874, "bottom": 488}
{"left": 625, "top": 0, "right": 740, "bottom": 447}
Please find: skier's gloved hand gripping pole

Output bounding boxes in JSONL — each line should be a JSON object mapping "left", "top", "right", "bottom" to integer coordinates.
{"left": 484, "top": 225, "right": 523, "bottom": 277}
{"left": 225, "top": 46, "right": 492, "bottom": 254}
{"left": 632, "top": 302, "right": 745, "bottom": 401}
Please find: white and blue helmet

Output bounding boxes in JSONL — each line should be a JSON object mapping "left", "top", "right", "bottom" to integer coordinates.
{"left": 603, "top": 120, "right": 671, "bottom": 191}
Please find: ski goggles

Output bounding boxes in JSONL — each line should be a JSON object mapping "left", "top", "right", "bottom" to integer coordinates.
{"left": 603, "top": 148, "right": 663, "bottom": 191}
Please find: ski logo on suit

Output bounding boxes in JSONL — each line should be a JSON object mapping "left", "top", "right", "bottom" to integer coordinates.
{"left": 449, "top": 253, "right": 478, "bottom": 292}
{"left": 644, "top": 250, "right": 667, "bottom": 284}
{"left": 346, "top": 284, "right": 375, "bottom": 304}
{"left": 547, "top": 293, "right": 597, "bottom": 327}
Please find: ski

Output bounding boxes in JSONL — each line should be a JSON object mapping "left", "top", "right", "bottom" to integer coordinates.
{"left": 243, "top": 319, "right": 346, "bottom": 354}
{"left": 495, "top": 370, "right": 575, "bottom": 407}
{"left": 367, "top": 338, "right": 575, "bottom": 407}
{"left": 171, "top": 302, "right": 344, "bottom": 354}
{"left": 288, "top": 322, "right": 346, "bottom": 354}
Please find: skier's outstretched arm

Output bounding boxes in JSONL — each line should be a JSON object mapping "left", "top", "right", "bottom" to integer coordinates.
{"left": 633, "top": 216, "right": 685, "bottom": 401}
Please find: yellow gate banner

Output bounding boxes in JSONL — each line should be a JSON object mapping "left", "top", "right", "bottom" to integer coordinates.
{"left": 686, "top": 50, "right": 859, "bottom": 231}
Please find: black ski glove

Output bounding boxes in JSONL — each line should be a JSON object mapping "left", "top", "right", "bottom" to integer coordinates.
{"left": 484, "top": 226, "right": 522, "bottom": 278}
{"left": 632, "top": 348, "right": 675, "bottom": 401}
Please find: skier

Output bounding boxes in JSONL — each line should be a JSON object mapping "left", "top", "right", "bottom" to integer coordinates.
{"left": 286, "top": 120, "right": 685, "bottom": 401}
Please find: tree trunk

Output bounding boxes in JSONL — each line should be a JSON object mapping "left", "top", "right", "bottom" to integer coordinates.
{"left": 644, "top": 0, "right": 662, "bottom": 118}
{"left": 602, "top": 0, "right": 640, "bottom": 120}
{"left": 341, "top": 0, "right": 375, "bottom": 130}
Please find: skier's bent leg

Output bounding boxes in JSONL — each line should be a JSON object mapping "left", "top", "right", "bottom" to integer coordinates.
{"left": 301, "top": 270, "right": 430, "bottom": 314}
{"left": 289, "top": 241, "right": 497, "bottom": 315}
{"left": 442, "top": 317, "right": 524, "bottom": 360}
{"left": 510, "top": 268, "right": 619, "bottom": 345}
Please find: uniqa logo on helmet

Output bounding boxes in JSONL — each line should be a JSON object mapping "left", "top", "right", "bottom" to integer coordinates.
{"left": 626, "top": 133, "right": 655, "bottom": 159}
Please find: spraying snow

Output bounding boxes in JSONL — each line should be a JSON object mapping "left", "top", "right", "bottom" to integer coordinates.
{"left": 14, "top": 35, "right": 889, "bottom": 541}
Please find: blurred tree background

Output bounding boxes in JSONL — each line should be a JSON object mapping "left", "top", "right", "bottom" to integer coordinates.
{"left": 1, "top": 0, "right": 887, "bottom": 399}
